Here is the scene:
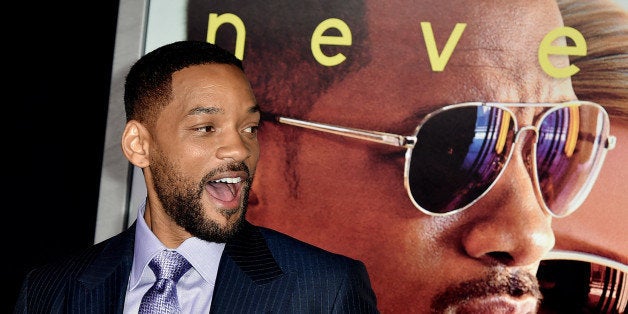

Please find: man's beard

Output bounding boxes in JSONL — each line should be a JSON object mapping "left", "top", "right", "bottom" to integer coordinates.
{"left": 150, "top": 151, "right": 251, "bottom": 243}
{"left": 430, "top": 266, "right": 543, "bottom": 313}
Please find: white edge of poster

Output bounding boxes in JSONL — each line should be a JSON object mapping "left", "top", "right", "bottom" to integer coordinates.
{"left": 95, "top": 0, "right": 148, "bottom": 244}
{"left": 95, "top": 0, "right": 187, "bottom": 244}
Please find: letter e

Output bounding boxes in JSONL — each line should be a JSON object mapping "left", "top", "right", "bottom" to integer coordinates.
{"left": 538, "top": 26, "right": 587, "bottom": 78}
{"left": 311, "top": 18, "right": 352, "bottom": 67}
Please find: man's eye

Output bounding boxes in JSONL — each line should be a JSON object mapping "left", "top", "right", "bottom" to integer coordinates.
{"left": 244, "top": 125, "right": 259, "bottom": 134}
{"left": 196, "top": 126, "right": 215, "bottom": 133}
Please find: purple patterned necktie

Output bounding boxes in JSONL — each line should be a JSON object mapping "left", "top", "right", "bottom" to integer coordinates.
{"left": 139, "top": 250, "right": 192, "bottom": 314}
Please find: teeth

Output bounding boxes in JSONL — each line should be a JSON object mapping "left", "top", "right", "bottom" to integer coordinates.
{"left": 212, "top": 177, "right": 242, "bottom": 184}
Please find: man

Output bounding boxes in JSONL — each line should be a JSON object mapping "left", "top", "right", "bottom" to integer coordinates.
{"left": 188, "top": 0, "right": 617, "bottom": 312}
{"left": 14, "top": 41, "right": 378, "bottom": 313}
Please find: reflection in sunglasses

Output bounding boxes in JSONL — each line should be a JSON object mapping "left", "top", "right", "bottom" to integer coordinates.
{"left": 539, "top": 250, "right": 627, "bottom": 313}
{"left": 495, "top": 110, "right": 511, "bottom": 154}
{"left": 565, "top": 105, "right": 579, "bottom": 157}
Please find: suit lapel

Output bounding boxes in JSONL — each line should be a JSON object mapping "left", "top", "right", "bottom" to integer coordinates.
{"left": 224, "top": 221, "right": 283, "bottom": 283}
{"left": 211, "top": 221, "right": 293, "bottom": 312}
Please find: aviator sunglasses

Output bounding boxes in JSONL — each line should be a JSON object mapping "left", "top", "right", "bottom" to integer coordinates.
{"left": 274, "top": 101, "right": 616, "bottom": 217}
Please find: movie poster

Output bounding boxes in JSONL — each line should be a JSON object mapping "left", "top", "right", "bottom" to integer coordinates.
{"left": 96, "top": 0, "right": 628, "bottom": 313}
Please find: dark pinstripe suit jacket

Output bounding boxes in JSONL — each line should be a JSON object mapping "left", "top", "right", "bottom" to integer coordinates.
{"left": 14, "top": 221, "right": 379, "bottom": 313}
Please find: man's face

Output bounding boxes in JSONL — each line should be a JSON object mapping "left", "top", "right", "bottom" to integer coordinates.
{"left": 249, "top": 0, "right": 580, "bottom": 312}
{"left": 146, "top": 63, "right": 260, "bottom": 242}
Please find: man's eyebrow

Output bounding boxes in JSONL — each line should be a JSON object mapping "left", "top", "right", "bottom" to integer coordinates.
{"left": 188, "top": 107, "right": 223, "bottom": 115}
{"left": 187, "top": 104, "right": 260, "bottom": 116}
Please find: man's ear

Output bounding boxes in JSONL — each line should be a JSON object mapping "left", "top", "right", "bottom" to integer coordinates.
{"left": 121, "top": 120, "right": 150, "bottom": 168}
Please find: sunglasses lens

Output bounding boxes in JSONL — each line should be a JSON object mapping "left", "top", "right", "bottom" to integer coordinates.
{"left": 537, "top": 258, "right": 627, "bottom": 313}
{"left": 408, "top": 106, "right": 515, "bottom": 214}
{"left": 536, "top": 104, "right": 609, "bottom": 217}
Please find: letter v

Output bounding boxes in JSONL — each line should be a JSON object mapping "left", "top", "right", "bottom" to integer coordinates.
{"left": 420, "top": 22, "right": 466, "bottom": 72}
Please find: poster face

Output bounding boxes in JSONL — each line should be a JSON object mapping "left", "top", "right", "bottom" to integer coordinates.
{"left": 100, "top": 0, "right": 627, "bottom": 312}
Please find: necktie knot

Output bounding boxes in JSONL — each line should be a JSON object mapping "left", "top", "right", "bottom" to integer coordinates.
{"left": 149, "top": 250, "right": 192, "bottom": 282}
{"left": 139, "top": 250, "right": 192, "bottom": 313}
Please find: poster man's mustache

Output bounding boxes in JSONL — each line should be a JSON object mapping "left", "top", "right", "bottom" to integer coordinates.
{"left": 431, "top": 266, "right": 542, "bottom": 312}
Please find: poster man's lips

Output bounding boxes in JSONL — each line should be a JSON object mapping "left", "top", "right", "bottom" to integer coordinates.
{"left": 448, "top": 295, "right": 539, "bottom": 314}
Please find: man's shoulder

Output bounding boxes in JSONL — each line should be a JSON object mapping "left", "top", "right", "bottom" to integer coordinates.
{"left": 26, "top": 240, "right": 107, "bottom": 281}
{"left": 15, "top": 228, "right": 135, "bottom": 312}
{"left": 256, "top": 225, "right": 365, "bottom": 270}
{"left": 23, "top": 226, "right": 134, "bottom": 287}
{"left": 15, "top": 239, "right": 110, "bottom": 312}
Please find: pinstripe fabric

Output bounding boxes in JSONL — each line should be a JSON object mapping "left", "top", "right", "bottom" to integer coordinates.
{"left": 14, "top": 221, "right": 379, "bottom": 313}
{"left": 212, "top": 222, "right": 379, "bottom": 313}
{"left": 14, "top": 223, "right": 134, "bottom": 314}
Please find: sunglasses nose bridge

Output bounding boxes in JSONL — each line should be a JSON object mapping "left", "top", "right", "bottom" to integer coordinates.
{"left": 509, "top": 125, "right": 550, "bottom": 210}
{"left": 513, "top": 125, "right": 539, "bottom": 151}
{"left": 512, "top": 125, "right": 538, "bottom": 161}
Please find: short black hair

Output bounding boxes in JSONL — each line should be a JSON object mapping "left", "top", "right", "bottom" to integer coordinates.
{"left": 124, "top": 40, "right": 243, "bottom": 123}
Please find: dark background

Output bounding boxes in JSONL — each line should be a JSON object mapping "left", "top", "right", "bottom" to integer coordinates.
{"left": 5, "top": 1, "right": 120, "bottom": 311}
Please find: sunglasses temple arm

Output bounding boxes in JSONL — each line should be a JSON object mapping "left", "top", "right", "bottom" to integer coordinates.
{"left": 276, "top": 116, "right": 414, "bottom": 148}
{"left": 606, "top": 135, "right": 616, "bottom": 150}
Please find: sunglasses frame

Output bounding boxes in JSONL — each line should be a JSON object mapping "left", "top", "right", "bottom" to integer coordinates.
{"left": 543, "top": 250, "right": 628, "bottom": 273}
{"left": 275, "top": 101, "right": 616, "bottom": 217}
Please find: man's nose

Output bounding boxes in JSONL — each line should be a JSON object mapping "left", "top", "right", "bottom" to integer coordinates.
{"left": 215, "top": 130, "right": 252, "bottom": 162}
{"left": 461, "top": 147, "right": 555, "bottom": 266}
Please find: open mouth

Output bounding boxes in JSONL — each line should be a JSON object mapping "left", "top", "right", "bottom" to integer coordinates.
{"left": 206, "top": 177, "right": 242, "bottom": 202}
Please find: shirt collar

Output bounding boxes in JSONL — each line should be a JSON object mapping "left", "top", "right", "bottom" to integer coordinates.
{"left": 128, "top": 200, "right": 225, "bottom": 290}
